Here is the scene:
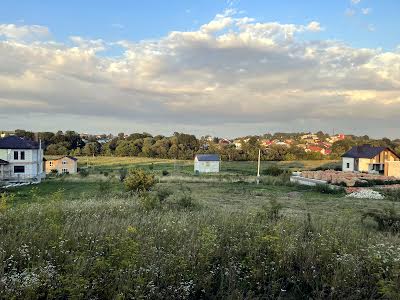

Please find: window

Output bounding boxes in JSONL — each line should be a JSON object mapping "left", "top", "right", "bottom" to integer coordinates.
{"left": 62, "top": 168, "right": 68, "bottom": 174}
{"left": 62, "top": 161, "right": 67, "bottom": 165}
{"left": 14, "top": 166, "right": 25, "bottom": 174}
{"left": 49, "top": 161, "right": 53, "bottom": 167}
{"left": 346, "top": 163, "right": 350, "bottom": 168}
{"left": 14, "top": 151, "right": 18, "bottom": 160}
{"left": 20, "top": 151, "right": 25, "bottom": 160}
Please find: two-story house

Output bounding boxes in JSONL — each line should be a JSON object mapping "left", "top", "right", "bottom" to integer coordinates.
{"left": 45, "top": 155, "right": 78, "bottom": 174}
{"left": 0, "top": 136, "right": 45, "bottom": 183}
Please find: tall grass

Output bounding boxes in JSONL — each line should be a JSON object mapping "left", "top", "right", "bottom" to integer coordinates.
{"left": 1, "top": 190, "right": 400, "bottom": 299}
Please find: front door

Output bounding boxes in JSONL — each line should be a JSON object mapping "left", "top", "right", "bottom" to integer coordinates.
{"left": 354, "top": 159, "right": 359, "bottom": 172}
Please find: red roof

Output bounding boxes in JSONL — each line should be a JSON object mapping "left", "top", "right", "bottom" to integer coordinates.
{"left": 308, "top": 146, "right": 323, "bottom": 152}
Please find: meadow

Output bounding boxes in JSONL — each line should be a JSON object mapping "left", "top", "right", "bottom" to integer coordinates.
{"left": 1, "top": 157, "right": 400, "bottom": 299}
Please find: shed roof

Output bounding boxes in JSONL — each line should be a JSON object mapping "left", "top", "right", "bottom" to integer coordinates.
{"left": 0, "top": 136, "right": 39, "bottom": 149}
{"left": 195, "top": 154, "right": 220, "bottom": 161}
{"left": 0, "top": 159, "right": 9, "bottom": 165}
{"left": 342, "top": 145, "right": 398, "bottom": 159}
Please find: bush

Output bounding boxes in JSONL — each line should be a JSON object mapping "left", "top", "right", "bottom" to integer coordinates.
{"left": 262, "top": 166, "right": 285, "bottom": 176}
{"left": 79, "top": 168, "right": 89, "bottom": 177}
{"left": 259, "top": 198, "right": 283, "bottom": 221}
{"left": 50, "top": 169, "right": 59, "bottom": 175}
{"left": 138, "top": 192, "right": 160, "bottom": 211}
{"left": 383, "top": 189, "right": 400, "bottom": 202}
{"left": 118, "top": 168, "right": 128, "bottom": 182}
{"left": 156, "top": 188, "right": 173, "bottom": 203}
{"left": 362, "top": 208, "right": 400, "bottom": 232}
{"left": 314, "top": 162, "right": 342, "bottom": 171}
{"left": 162, "top": 170, "right": 169, "bottom": 176}
{"left": 314, "top": 184, "right": 344, "bottom": 194}
{"left": 124, "top": 169, "right": 156, "bottom": 193}
{"left": 173, "top": 187, "right": 195, "bottom": 208}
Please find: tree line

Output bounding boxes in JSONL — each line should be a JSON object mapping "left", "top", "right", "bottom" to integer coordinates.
{"left": 8, "top": 129, "right": 400, "bottom": 161}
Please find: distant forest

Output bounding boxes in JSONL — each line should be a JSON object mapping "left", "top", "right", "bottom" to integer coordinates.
{"left": 6, "top": 129, "right": 400, "bottom": 161}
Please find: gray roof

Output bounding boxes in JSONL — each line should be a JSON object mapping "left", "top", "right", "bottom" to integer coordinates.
{"left": 0, "top": 159, "right": 9, "bottom": 165}
{"left": 0, "top": 136, "right": 39, "bottom": 149}
{"left": 342, "top": 145, "right": 398, "bottom": 159}
{"left": 195, "top": 154, "right": 220, "bottom": 161}
{"left": 51, "top": 155, "right": 78, "bottom": 162}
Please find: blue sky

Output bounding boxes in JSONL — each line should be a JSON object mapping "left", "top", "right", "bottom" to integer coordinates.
{"left": 0, "top": 1, "right": 400, "bottom": 137}
{"left": 1, "top": 0, "right": 398, "bottom": 50}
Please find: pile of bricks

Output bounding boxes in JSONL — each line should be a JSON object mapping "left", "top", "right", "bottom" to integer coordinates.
{"left": 301, "top": 170, "right": 398, "bottom": 187}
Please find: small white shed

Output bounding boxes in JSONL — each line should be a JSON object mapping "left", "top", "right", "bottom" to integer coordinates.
{"left": 194, "top": 154, "right": 220, "bottom": 173}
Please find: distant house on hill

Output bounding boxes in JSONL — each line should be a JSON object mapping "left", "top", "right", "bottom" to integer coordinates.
{"left": 194, "top": 154, "right": 220, "bottom": 173}
{"left": 45, "top": 156, "right": 78, "bottom": 174}
{"left": 342, "top": 145, "right": 400, "bottom": 177}
{"left": 0, "top": 136, "right": 45, "bottom": 182}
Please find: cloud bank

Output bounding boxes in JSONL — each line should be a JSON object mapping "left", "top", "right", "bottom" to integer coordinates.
{"left": 1, "top": 11, "right": 400, "bottom": 137}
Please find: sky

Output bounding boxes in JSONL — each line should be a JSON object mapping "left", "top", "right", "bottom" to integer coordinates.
{"left": 0, "top": 0, "right": 400, "bottom": 138}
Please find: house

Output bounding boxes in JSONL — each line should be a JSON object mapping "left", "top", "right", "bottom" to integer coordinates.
{"left": 0, "top": 136, "right": 45, "bottom": 182}
{"left": 342, "top": 145, "right": 400, "bottom": 177}
{"left": 45, "top": 156, "right": 78, "bottom": 174}
{"left": 194, "top": 154, "right": 220, "bottom": 173}
{"left": 306, "top": 145, "right": 324, "bottom": 154}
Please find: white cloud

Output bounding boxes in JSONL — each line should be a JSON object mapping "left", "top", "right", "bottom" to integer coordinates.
{"left": 367, "top": 24, "right": 376, "bottom": 32}
{"left": 0, "top": 14, "right": 399, "bottom": 137}
{"left": 345, "top": 8, "right": 356, "bottom": 16}
{"left": 0, "top": 24, "right": 50, "bottom": 41}
{"left": 111, "top": 23, "right": 124, "bottom": 29}
{"left": 361, "top": 8, "right": 372, "bottom": 15}
{"left": 306, "top": 21, "right": 323, "bottom": 32}
{"left": 351, "top": 0, "right": 361, "bottom": 4}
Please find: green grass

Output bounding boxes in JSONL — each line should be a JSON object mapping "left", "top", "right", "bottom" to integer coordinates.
{"left": 66, "top": 156, "right": 339, "bottom": 176}
{"left": 1, "top": 158, "right": 400, "bottom": 299}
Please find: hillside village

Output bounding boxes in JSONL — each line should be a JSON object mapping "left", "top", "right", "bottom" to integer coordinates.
{"left": 2, "top": 129, "right": 400, "bottom": 162}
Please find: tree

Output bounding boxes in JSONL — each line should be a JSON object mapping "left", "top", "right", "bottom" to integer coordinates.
{"left": 83, "top": 142, "right": 101, "bottom": 156}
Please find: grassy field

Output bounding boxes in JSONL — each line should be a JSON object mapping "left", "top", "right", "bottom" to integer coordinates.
{"left": 63, "top": 155, "right": 341, "bottom": 176}
{"left": 1, "top": 158, "right": 400, "bottom": 299}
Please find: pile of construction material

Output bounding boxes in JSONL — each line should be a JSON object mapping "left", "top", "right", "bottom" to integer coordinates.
{"left": 301, "top": 170, "right": 399, "bottom": 187}
{"left": 345, "top": 189, "right": 384, "bottom": 200}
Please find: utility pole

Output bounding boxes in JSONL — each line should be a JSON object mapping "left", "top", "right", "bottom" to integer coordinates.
{"left": 257, "top": 149, "right": 261, "bottom": 185}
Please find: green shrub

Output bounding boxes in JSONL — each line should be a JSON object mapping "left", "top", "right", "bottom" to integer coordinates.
{"left": 50, "top": 169, "right": 59, "bottom": 175}
{"left": 383, "top": 189, "right": 400, "bottom": 202}
{"left": 124, "top": 169, "right": 156, "bottom": 193}
{"left": 79, "top": 168, "right": 89, "bottom": 177}
{"left": 118, "top": 168, "right": 127, "bottom": 182}
{"left": 314, "top": 184, "right": 343, "bottom": 194}
{"left": 138, "top": 192, "right": 160, "bottom": 211}
{"left": 314, "top": 162, "right": 342, "bottom": 171}
{"left": 262, "top": 166, "right": 285, "bottom": 176}
{"left": 362, "top": 208, "right": 400, "bottom": 232}
{"left": 156, "top": 188, "right": 173, "bottom": 203}
{"left": 162, "top": 170, "right": 169, "bottom": 176}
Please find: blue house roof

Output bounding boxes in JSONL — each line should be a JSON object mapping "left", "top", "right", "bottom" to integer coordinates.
{"left": 342, "top": 145, "right": 398, "bottom": 159}
{"left": 195, "top": 154, "right": 220, "bottom": 161}
{"left": 0, "top": 136, "right": 40, "bottom": 149}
